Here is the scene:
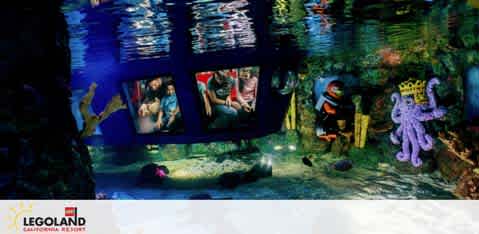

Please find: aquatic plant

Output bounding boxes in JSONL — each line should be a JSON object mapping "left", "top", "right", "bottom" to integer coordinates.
{"left": 79, "top": 83, "right": 127, "bottom": 138}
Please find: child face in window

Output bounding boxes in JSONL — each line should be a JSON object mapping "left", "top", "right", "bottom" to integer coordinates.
{"left": 166, "top": 84, "right": 176, "bottom": 96}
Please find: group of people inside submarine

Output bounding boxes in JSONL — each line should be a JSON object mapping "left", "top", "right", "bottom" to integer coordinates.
{"left": 196, "top": 67, "right": 259, "bottom": 130}
{"left": 130, "top": 67, "right": 259, "bottom": 133}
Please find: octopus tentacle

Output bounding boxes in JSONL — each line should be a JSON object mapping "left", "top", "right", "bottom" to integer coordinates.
{"left": 407, "top": 123, "right": 422, "bottom": 167}
{"left": 396, "top": 123, "right": 411, "bottom": 162}
{"left": 416, "top": 108, "right": 435, "bottom": 122}
{"left": 390, "top": 124, "right": 403, "bottom": 145}
{"left": 412, "top": 119, "right": 433, "bottom": 151}
{"left": 390, "top": 92, "right": 401, "bottom": 124}
{"left": 432, "top": 106, "right": 447, "bottom": 119}
{"left": 426, "top": 77, "right": 440, "bottom": 109}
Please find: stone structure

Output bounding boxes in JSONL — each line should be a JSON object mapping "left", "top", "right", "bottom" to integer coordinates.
{"left": 0, "top": 2, "right": 95, "bottom": 199}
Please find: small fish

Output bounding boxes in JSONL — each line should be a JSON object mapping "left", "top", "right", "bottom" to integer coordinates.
{"left": 302, "top": 156, "right": 313, "bottom": 167}
{"left": 332, "top": 159, "right": 353, "bottom": 171}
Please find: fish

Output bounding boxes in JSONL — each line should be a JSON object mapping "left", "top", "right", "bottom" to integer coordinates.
{"left": 331, "top": 159, "right": 353, "bottom": 171}
{"left": 302, "top": 156, "right": 313, "bottom": 167}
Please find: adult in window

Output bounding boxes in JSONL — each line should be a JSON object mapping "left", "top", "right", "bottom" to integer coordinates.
{"left": 138, "top": 77, "right": 165, "bottom": 119}
{"left": 207, "top": 71, "right": 241, "bottom": 129}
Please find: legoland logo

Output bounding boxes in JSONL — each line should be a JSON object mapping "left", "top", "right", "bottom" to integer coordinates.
{"left": 7, "top": 203, "right": 87, "bottom": 233}
{"left": 7, "top": 202, "right": 33, "bottom": 234}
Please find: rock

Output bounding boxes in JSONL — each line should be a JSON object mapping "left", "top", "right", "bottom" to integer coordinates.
{"left": 218, "top": 163, "right": 272, "bottom": 189}
{"left": 455, "top": 168, "right": 479, "bottom": 199}
{"left": 243, "top": 163, "right": 272, "bottom": 183}
{"left": 111, "top": 146, "right": 151, "bottom": 166}
{"left": 0, "top": 4, "right": 96, "bottom": 199}
{"left": 218, "top": 172, "right": 243, "bottom": 189}
{"left": 138, "top": 163, "right": 169, "bottom": 185}
{"left": 392, "top": 151, "right": 437, "bottom": 174}
{"left": 436, "top": 148, "right": 473, "bottom": 181}
{"left": 331, "top": 159, "right": 353, "bottom": 171}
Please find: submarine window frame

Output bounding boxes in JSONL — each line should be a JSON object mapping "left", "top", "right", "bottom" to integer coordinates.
{"left": 191, "top": 65, "right": 261, "bottom": 133}
{"left": 120, "top": 74, "right": 187, "bottom": 136}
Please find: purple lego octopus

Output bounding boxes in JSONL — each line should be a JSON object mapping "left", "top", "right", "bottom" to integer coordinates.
{"left": 390, "top": 78, "right": 447, "bottom": 167}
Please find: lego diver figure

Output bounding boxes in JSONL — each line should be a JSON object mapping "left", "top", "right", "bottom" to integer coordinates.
{"left": 314, "top": 80, "right": 346, "bottom": 142}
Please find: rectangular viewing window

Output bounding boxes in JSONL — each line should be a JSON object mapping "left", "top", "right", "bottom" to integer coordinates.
{"left": 123, "top": 76, "right": 184, "bottom": 134}
{"left": 196, "top": 66, "right": 260, "bottom": 131}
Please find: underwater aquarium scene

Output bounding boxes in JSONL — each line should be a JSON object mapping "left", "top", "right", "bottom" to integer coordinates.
{"left": 1, "top": 0, "right": 479, "bottom": 201}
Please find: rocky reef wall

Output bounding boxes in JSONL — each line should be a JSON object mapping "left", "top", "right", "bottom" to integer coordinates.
{"left": 277, "top": 1, "right": 479, "bottom": 198}
{"left": 0, "top": 2, "right": 95, "bottom": 199}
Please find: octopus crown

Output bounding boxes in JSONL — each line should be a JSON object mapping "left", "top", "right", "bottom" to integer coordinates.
{"left": 399, "top": 79, "right": 427, "bottom": 104}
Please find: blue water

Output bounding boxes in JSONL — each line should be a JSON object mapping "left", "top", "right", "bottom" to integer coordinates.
{"left": 190, "top": 0, "right": 256, "bottom": 53}
{"left": 61, "top": 0, "right": 478, "bottom": 199}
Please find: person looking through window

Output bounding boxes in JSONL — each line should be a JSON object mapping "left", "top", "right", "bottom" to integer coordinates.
{"left": 157, "top": 83, "right": 181, "bottom": 131}
{"left": 236, "top": 67, "right": 258, "bottom": 113}
{"left": 207, "top": 70, "right": 241, "bottom": 129}
{"left": 138, "top": 77, "right": 165, "bottom": 119}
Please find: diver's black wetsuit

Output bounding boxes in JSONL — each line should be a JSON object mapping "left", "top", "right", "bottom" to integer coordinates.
{"left": 315, "top": 92, "right": 343, "bottom": 136}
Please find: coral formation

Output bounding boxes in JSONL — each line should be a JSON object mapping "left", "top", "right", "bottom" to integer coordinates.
{"left": 79, "top": 83, "right": 126, "bottom": 138}
{"left": 455, "top": 169, "right": 479, "bottom": 199}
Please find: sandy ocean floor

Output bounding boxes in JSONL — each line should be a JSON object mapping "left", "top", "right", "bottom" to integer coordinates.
{"left": 92, "top": 133, "right": 456, "bottom": 200}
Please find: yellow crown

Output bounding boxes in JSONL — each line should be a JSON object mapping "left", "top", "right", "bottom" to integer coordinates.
{"left": 399, "top": 79, "right": 427, "bottom": 104}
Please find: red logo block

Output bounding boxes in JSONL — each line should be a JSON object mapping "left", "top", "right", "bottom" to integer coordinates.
{"left": 65, "top": 207, "right": 77, "bottom": 217}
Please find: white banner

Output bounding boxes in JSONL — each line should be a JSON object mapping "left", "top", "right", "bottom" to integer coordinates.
{"left": 1, "top": 201, "right": 478, "bottom": 234}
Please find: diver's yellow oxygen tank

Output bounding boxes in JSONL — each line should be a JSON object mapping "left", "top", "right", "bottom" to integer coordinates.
{"left": 284, "top": 92, "right": 296, "bottom": 130}
{"left": 354, "top": 113, "right": 361, "bottom": 147}
{"left": 353, "top": 95, "right": 369, "bottom": 148}
{"left": 359, "top": 114, "right": 370, "bottom": 148}
{"left": 353, "top": 95, "right": 362, "bottom": 148}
